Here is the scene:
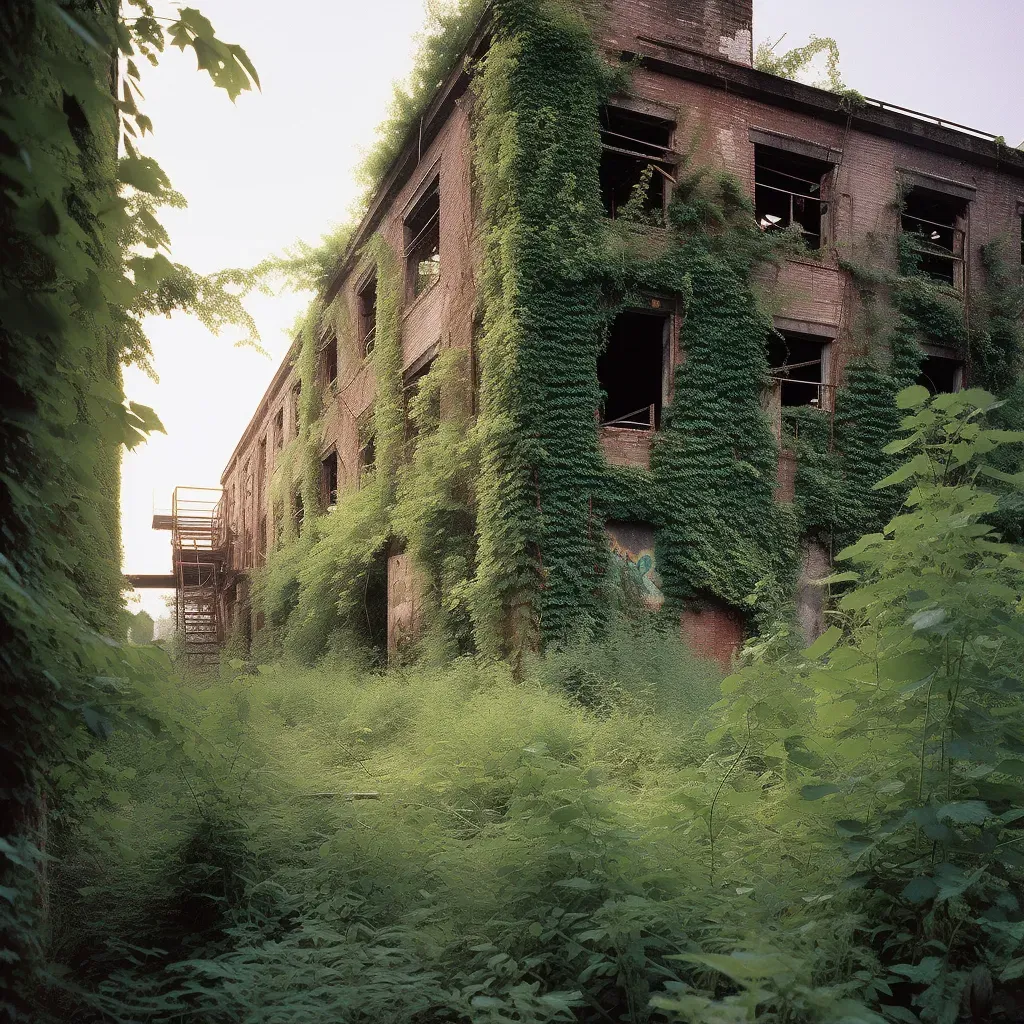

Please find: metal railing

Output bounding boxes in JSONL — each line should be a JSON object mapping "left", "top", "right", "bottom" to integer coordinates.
{"left": 600, "top": 403, "right": 657, "bottom": 431}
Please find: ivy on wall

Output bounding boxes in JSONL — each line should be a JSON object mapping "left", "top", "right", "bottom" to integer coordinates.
{"left": 249, "top": 0, "right": 1022, "bottom": 668}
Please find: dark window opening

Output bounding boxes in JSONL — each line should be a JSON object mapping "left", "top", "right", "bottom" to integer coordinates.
{"left": 293, "top": 489, "right": 304, "bottom": 531}
{"left": 358, "top": 431, "right": 376, "bottom": 485}
{"left": 405, "top": 179, "right": 440, "bottom": 298}
{"left": 901, "top": 188, "right": 966, "bottom": 286}
{"left": 754, "top": 145, "right": 830, "bottom": 249}
{"left": 1019, "top": 212, "right": 1023, "bottom": 267}
{"left": 319, "top": 336, "right": 338, "bottom": 388}
{"left": 273, "top": 407, "right": 284, "bottom": 450}
{"left": 292, "top": 381, "right": 302, "bottom": 436}
{"left": 361, "top": 548, "right": 389, "bottom": 664}
{"left": 258, "top": 515, "right": 267, "bottom": 566}
{"left": 598, "top": 310, "right": 667, "bottom": 430}
{"left": 768, "top": 332, "right": 826, "bottom": 407}
{"left": 359, "top": 274, "right": 378, "bottom": 357}
{"left": 599, "top": 106, "right": 674, "bottom": 220}
{"left": 321, "top": 449, "right": 338, "bottom": 507}
{"left": 918, "top": 354, "right": 962, "bottom": 395}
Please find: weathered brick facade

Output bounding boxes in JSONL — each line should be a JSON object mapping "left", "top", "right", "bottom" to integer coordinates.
{"left": 218, "top": 0, "right": 1024, "bottom": 662}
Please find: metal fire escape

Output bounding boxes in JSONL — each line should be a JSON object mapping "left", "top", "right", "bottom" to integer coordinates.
{"left": 167, "top": 487, "right": 226, "bottom": 663}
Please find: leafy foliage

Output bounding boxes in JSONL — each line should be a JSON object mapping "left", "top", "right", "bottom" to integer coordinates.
{"left": 1, "top": 1, "right": 257, "bottom": 1015}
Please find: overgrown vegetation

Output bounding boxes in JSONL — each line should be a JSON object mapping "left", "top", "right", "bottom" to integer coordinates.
{"left": 40, "top": 389, "right": 1024, "bottom": 1023}
{"left": 1, "top": 1, "right": 258, "bottom": 1015}
{"left": 6, "top": 2, "right": 1023, "bottom": 1022}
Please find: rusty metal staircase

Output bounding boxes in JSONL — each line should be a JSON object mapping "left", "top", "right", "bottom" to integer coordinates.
{"left": 171, "top": 487, "right": 226, "bottom": 663}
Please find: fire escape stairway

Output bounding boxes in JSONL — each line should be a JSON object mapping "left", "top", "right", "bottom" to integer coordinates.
{"left": 171, "top": 490, "right": 225, "bottom": 663}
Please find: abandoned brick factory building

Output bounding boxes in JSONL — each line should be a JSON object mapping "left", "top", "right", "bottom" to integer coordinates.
{"left": 143, "top": 0, "right": 1024, "bottom": 665}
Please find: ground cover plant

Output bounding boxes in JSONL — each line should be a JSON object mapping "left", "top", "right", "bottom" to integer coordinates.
{"left": 35, "top": 389, "right": 1024, "bottom": 1023}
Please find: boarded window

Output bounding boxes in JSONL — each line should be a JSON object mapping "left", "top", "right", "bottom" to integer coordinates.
{"left": 598, "top": 308, "right": 668, "bottom": 430}
{"left": 754, "top": 145, "right": 830, "bottom": 249}
{"left": 405, "top": 178, "right": 440, "bottom": 298}
{"left": 599, "top": 106, "right": 674, "bottom": 220}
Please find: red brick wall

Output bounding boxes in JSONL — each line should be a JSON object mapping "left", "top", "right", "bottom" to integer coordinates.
{"left": 600, "top": 426, "right": 654, "bottom": 469}
{"left": 681, "top": 603, "right": 745, "bottom": 669}
{"left": 598, "top": 0, "right": 753, "bottom": 65}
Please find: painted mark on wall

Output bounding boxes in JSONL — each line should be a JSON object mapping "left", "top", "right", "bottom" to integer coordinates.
{"left": 606, "top": 520, "right": 664, "bottom": 611}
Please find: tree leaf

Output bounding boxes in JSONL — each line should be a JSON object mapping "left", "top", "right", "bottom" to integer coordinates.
{"left": 936, "top": 801, "right": 989, "bottom": 824}
{"left": 803, "top": 625, "right": 842, "bottom": 659}
{"left": 901, "top": 877, "right": 937, "bottom": 903}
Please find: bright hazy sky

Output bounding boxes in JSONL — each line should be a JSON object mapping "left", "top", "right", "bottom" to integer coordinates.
{"left": 122, "top": 0, "right": 1024, "bottom": 619}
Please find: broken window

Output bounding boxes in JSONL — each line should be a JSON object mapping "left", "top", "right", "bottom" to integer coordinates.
{"left": 917, "top": 353, "right": 963, "bottom": 395}
{"left": 754, "top": 145, "right": 830, "bottom": 249}
{"left": 359, "top": 273, "right": 378, "bottom": 357}
{"left": 405, "top": 178, "right": 440, "bottom": 299}
{"left": 321, "top": 448, "right": 338, "bottom": 507}
{"left": 318, "top": 335, "right": 338, "bottom": 388}
{"left": 901, "top": 188, "right": 966, "bottom": 287}
{"left": 768, "top": 332, "right": 828, "bottom": 407}
{"left": 599, "top": 106, "right": 674, "bottom": 220}
{"left": 292, "top": 381, "right": 302, "bottom": 436}
{"left": 273, "top": 407, "right": 284, "bottom": 451}
{"left": 598, "top": 309, "right": 668, "bottom": 430}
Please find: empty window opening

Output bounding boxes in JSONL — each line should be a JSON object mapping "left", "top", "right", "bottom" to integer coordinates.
{"left": 598, "top": 310, "right": 668, "bottom": 430}
{"left": 405, "top": 178, "right": 440, "bottom": 299}
{"left": 768, "top": 332, "right": 827, "bottom": 407}
{"left": 901, "top": 188, "right": 966, "bottom": 286}
{"left": 292, "top": 381, "right": 302, "bottom": 436}
{"left": 755, "top": 146, "right": 830, "bottom": 249}
{"left": 599, "top": 106, "right": 674, "bottom": 220}
{"left": 293, "top": 489, "right": 304, "bottom": 531}
{"left": 321, "top": 449, "right": 338, "bottom": 507}
{"left": 273, "top": 407, "right": 284, "bottom": 451}
{"left": 358, "top": 431, "right": 376, "bottom": 485}
{"left": 258, "top": 515, "right": 267, "bottom": 565}
{"left": 917, "top": 354, "right": 963, "bottom": 395}
{"left": 319, "top": 336, "right": 338, "bottom": 388}
{"left": 359, "top": 274, "right": 378, "bottom": 356}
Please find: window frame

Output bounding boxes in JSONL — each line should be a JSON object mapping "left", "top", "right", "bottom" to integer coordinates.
{"left": 403, "top": 174, "right": 441, "bottom": 302}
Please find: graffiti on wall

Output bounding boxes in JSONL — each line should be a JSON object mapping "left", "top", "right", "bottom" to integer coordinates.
{"left": 605, "top": 520, "right": 664, "bottom": 611}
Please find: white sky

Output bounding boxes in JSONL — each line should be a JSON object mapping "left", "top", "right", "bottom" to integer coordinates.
{"left": 121, "top": 0, "right": 1024, "bottom": 619}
